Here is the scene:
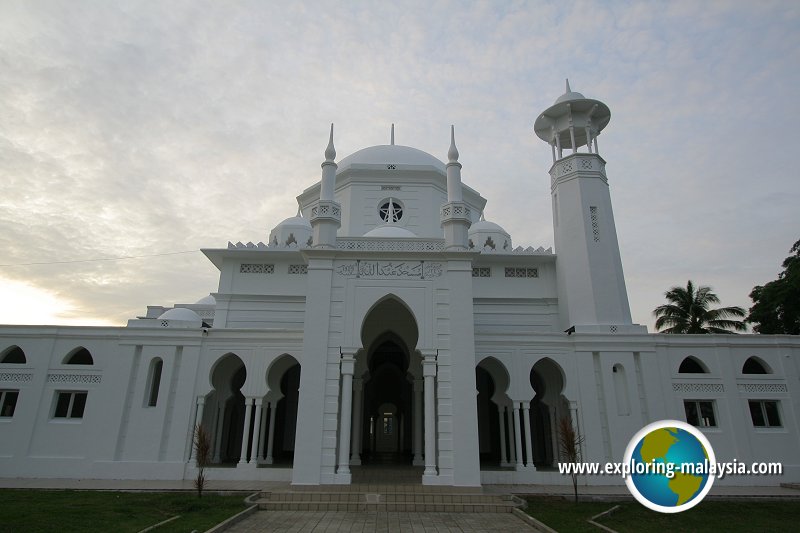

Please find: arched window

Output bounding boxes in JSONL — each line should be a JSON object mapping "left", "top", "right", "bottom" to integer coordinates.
{"left": 64, "top": 347, "right": 93, "bottom": 365}
{"left": 678, "top": 356, "right": 708, "bottom": 374}
{"left": 0, "top": 346, "right": 26, "bottom": 364}
{"left": 742, "top": 357, "right": 771, "bottom": 375}
{"left": 145, "top": 358, "right": 163, "bottom": 407}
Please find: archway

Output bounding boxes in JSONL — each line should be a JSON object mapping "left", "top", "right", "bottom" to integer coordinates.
{"left": 475, "top": 356, "right": 511, "bottom": 469}
{"left": 529, "top": 358, "right": 568, "bottom": 468}
{"left": 267, "top": 359, "right": 301, "bottom": 465}
{"left": 356, "top": 296, "right": 421, "bottom": 474}
{"left": 204, "top": 353, "right": 246, "bottom": 464}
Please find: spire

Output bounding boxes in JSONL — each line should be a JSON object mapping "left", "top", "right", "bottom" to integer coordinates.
{"left": 391, "top": 123, "right": 395, "bottom": 145}
{"left": 324, "top": 123, "right": 336, "bottom": 162}
{"left": 296, "top": 206, "right": 302, "bottom": 218}
{"left": 480, "top": 211, "right": 485, "bottom": 222}
{"left": 448, "top": 125, "right": 459, "bottom": 163}
{"left": 565, "top": 78, "right": 571, "bottom": 93}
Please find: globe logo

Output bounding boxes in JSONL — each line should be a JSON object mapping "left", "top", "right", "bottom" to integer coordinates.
{"left": 623, "top": 420, "right": 716, "bottom": 513}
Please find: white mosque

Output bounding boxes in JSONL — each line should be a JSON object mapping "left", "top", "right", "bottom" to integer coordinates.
{"left": 1, "top": 83, "right": 798, "bottom": 487}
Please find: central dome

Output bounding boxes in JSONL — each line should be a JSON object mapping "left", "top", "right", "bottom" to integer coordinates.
{"left": 337, "top": 145, "right": 446, "bottom": 174}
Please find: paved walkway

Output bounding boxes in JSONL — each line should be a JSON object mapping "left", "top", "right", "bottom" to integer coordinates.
{"left": 224, "top": 510, "right": 534, "bottom": 532}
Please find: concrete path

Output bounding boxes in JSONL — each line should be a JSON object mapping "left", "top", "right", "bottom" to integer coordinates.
{"left": 224, "top": 510, "right": 534, "bottom": 532}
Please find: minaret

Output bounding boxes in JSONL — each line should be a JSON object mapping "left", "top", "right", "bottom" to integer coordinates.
{"left": 440, "top": 126, "right": 471, "bottom": 249}
{"left": 534, "top": 80, "right": 633, "bottom": 330}
{"left": 310, "top": 124, "right": 342, "bottom": 248}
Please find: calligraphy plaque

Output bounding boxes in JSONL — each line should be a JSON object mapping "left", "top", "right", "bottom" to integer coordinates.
{"left": 335, "top": 260, "right": 443, "bottom": 279}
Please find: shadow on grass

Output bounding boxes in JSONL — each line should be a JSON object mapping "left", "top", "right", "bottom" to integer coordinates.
{"left": 524, "top": 496, "right": 800, "bottom": 533}
{"left": 0, "top": 490, "right": 248, "bottom": 533}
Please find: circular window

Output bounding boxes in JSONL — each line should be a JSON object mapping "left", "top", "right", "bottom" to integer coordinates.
{"left": 378, "top": 200, "right": 403, "bottom": 223}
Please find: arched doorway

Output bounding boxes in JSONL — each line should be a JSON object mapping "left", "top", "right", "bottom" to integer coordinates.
{"left": 475, "top": 357, "right": 512, "bottom": 469}
{"left": 362, "top": 338, "right": 412, "bottom": 464}
{"left": 353, "top": 296, "right": 422, "bottom": 480}
{"left": 205, "top": 353, "right": 246, "bottom": 464}
{"left": 260, "top": 354, "right": 301, "bottom": 466}
{"left": 529, "top": 358, "right": 569, "bottom": 468}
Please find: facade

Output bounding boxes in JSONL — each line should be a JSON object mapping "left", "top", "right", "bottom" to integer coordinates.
{"left": 1, "top": 84, "right": 798, "bottom": 487}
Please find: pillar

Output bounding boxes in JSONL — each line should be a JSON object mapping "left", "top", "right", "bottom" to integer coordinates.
{"left": 498, "top": 405, "right": 508, "bottom": 467}
{"left": 423, "top": 355, "right": 437, "bottom": 477}
{"left": 248, "top": 398, "right": 263, "bottom": 465}
{"left": 506, "top": 407, "right": 516, "bottom": 464}
{"left": 256, "top": 400, "right": 269, "bottom": 462}
{"left": 265, "top": 401, "right": 277, "bottom": 464}
{"left": 239, "top": 398, "right": 253, "bottom": 464}
{"left": 336, "top": 352, "right": 355, "bottom": 480}
{"left": 523, "top": 402, "right": 534, "bottom": 468}
{"left": 413, "top": 379, "right": 423, "bottom": 466}
{"left": 350, "top": 378, "right": 363, "bottom": 465}
{"left": 513, "top": 403, "right": 524, "bottom": 470}
{"left": 213, "top": 402, "right": 224, "bottom": 463}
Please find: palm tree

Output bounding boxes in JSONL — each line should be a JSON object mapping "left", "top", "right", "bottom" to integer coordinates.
{"left": 654, "top": 280, "right": 747, "bottom": 334}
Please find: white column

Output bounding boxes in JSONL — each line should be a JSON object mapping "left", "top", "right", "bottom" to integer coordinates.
{"left": 239, "top": 398, "right": 253, "bottom": 464}
{"left": 350, "top": 378, "right": 363, "bottom": 465}
{"left": 265, "top": 401, "right": 277, "bottom": 464}
{"left": 256, "top": 400, "right": 268, "bottom": 462}
{"left": 189, "top": 396, "right": 205, "bottom": 461}
{"left": 513, "top": 403, "right": 524, "bottom": 470}
{"left": 498, "top": 405, "right": 508, "bottom": 467}
{"left": 593, "top": 135, "right": 599, "bottom": 154}
{"left": 337, "top": 352, "right": 355, "bottom": 478}
{"left": 248, "top": 398, "right": 263, "bottom": 465}
{"left": 523, "top": 401, "right": 534, "bottom": 468}
{"left": 413, "top": 379, "right": 424, "bottom": 466}
{"left": 213, "top": 402, "right": 225, "bottom": 463}
{"left": 550, "top": 140, "right": 556, "bottom": 163}
{"left": 506, "top": 407, "right": 516, "bottom": 464}
{"left": 555, "top": 132, "right": 562, "bottom": 159}
{"left": 585, "top": 126, "right": 592, "bottom": 153}
{"left": 423, "top": 355, "right": 437, "bottom": 477}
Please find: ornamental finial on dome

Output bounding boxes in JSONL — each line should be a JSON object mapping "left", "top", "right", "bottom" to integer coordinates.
{"left": 296, "top": 206, "right": 302, "bottom": 217}
{"left": 391, "top": 123, "right": 395, "bottom": 145}
{"left": 565, "top": 78, "right": 571, "bottom": 93}
{"left": 448, "top": 125, "right": 459, "bottom": 163}
{"left": 480, "top": 211, "right": 485, "bottom": 221}
{"left": 324, "top": 123, "right": 336, "bottom": 162}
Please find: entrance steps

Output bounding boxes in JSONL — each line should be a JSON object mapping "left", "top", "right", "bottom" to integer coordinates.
{"left": 255, "top": 484, "right": 523, "bottom": 513}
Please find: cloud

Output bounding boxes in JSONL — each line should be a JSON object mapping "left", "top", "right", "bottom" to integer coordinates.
{"left": 0, "top": 1, "right": 798, "bottom": 328}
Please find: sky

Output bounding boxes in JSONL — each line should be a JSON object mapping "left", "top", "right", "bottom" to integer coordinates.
{"left": 0, "top": 0, "right": 798, "bottom": 330}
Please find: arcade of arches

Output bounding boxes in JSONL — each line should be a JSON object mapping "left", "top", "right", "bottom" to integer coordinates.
{"left": 476, "top": 357, "right": 572, "bottom": 470}
{"left": 196, "top": 353, "right": 301, "bottom": 467}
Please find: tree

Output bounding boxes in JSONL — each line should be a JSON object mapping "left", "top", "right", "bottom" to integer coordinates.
{"left": 748, "top": 239, "right": 800, "bottom": 335}
{"left": 653, "top": 280, "right": 746, "bottom": 334}
{"left": 193, "top": 424, "right": 211, "bottom": 498}
{"left": 558, "top": 415, "right": 584, "bottom": 503}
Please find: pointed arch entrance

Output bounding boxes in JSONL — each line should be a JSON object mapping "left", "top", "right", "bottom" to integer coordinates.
{"left": 204, "top": 353, "right": 246, "bottom": 464}
{"left": 345, "top": 295, "right": 426, "bottom": 482}
{"left": 261, "top": 354, "right": 301, "bottom": 465}
{"left": 529, "top": 358, "right": 569, "bottom": 468}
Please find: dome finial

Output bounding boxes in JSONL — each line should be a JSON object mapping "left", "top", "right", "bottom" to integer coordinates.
{"left": 480, "top": 211, "right": 485, "bottom": 222}
{"left": 324, "top": 123, "right": 336, "bottom": 162}
{"left": 448, "top": 125, "right": 459, "bottom": 163}
{"left": 386, "top": 197, "right": 397, "bottom": 224}
{"left": 391, "top": 123, "right": 395, "bottom": 145}
{"left": 565, "top": 78, "right": 571, "bottom": 93}
{"left": 296, "top": 206, "right": 302, "bottom": 217}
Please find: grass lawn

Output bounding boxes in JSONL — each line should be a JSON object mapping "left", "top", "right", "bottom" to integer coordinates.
{"left": 524, "top": 497, "right": 800, "bottom": 533}
{"left": 0, "top": 490, "right": 249, "bottom": 533}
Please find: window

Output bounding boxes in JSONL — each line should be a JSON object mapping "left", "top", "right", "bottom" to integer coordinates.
{"left": 749, "top": 400, "right": 782, "bottom": 428}
{"left": 684, "top": 400, "right": 717, "bottom": 428}
{"left": 1, "top": 390, "right": 19, "bottom": 417}
{"left": 64, "top": 347, "right": 93, "bottom": 365}
{"left": 0, "top": 346, "right": 26, "bottom": 364}
{"left": 378, "top": 200, "right": 403, "bottom": 222}
{"left": 742, "top": 357, "right": 771, "bottom": 374}
{"left": 53, "top": 391, "right": 88, "bottom": 419}
{"left": 146, "top": 359, "right": 163, "bottom": 407}
{"left": 678, "top": 356, "right": 708, "bottom": 374}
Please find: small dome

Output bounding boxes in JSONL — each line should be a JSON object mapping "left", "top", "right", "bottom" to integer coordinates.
{"left": 469, "top": 217, "right": 512, "bottom": 251}
{"left": 554, "top": 90, "right": 586, "bottom": 104}
{"left": 195, "top": 294, "right": 216, "bottom": 305}
{"left": 157, "top": 308, "right": 202, "bottom": 323}
{"left": 269, "top": 211, "right": 313, "bottom": 248}
{"left": 337, "top": 145, "right": 446, "bottom": 174}
{"left": 363, "top": 225, "right": 418, "bottom": 238}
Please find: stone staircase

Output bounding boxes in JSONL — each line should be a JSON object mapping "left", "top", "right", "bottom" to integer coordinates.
{"left": 255, "top": 484, "right": 523, "bottom": 513}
